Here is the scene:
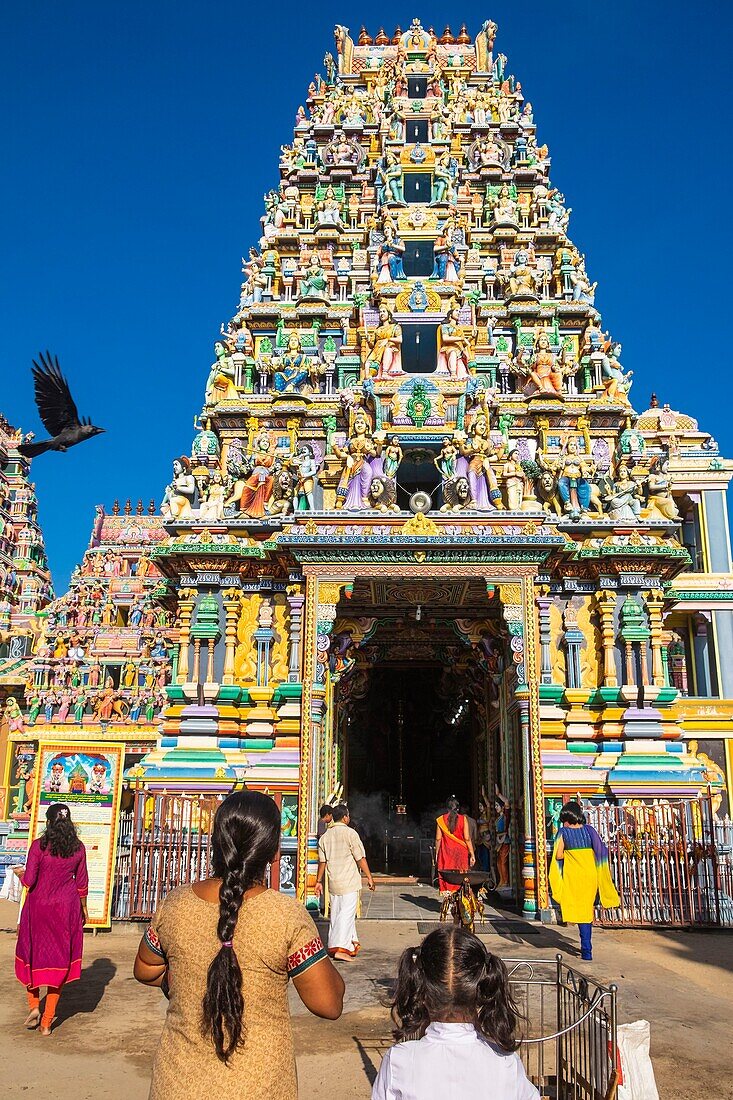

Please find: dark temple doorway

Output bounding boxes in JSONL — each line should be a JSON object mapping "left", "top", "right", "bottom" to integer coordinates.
{"left": 333, "top": 577, "right": 506, "bottom": 879}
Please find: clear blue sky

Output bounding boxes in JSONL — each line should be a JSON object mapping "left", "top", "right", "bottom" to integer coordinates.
{"left": 2, "top": 1, "right": 731, "bottom": 588}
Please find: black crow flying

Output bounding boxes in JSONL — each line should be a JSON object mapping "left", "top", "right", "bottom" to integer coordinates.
{"left": 17, "top": 351, "right": 104, "bottom": 458}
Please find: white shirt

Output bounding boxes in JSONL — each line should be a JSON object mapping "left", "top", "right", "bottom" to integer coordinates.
{"left": 371, "top": 1023, "right": 540, "bottom": 1100}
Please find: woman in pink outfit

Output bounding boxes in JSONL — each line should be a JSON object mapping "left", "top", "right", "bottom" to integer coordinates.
{"left": 15, "top": 803, "right": 88, "bottom": 1035}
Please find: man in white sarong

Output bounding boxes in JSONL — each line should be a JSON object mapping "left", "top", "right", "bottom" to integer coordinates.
{"left": 314, "top": 804, "right": 375, "bottom": 960}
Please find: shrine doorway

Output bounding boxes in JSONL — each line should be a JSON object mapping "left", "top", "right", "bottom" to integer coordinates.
{"left": 330, "top": 576, "right": 506, "bottom": 879}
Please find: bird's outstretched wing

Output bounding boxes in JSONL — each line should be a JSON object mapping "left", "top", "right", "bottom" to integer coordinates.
{"left": 31, "top": 351, "right": 81, "bottom": 435}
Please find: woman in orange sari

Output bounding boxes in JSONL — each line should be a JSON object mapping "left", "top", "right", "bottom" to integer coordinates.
{"left": 435, "top": 798, "right": 475, "bottom": 894}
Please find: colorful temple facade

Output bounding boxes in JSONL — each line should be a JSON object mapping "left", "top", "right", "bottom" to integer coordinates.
{"left": 3, "top": 19, "right": 733, "bottom": 916}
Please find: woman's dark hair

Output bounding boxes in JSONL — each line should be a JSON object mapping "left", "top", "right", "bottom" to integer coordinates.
{"left": 39, "top": 803, "right": 82, "bottom": 858}
{"left": 201, "top": 790, "right": 281, "bottom": 1064}
{"left": 446, "top": 796, "right": 460, "bottom": 835}
{"left": 559, "top": 800, "right": 586, "bottom": 826}
{"left": 392, "top": 925, "right": 521, "bottom": 1052}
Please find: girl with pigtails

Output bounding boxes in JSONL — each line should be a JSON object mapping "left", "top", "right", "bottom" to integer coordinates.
{"left": 134, "top": 791, "right": 344, "bottom": 1099}
{"left": 372, "top": 925, "right": 539, "bottom": 1100}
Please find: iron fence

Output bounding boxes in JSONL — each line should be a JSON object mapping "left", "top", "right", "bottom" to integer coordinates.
{"left": 509, "top": 955, "right": 617, "bottom": 1100}
{"left": 585, "top": 795, "right": 733, "bottom": 928}
{"left": 113, "top": 791, "right": 223, "bottom": 920}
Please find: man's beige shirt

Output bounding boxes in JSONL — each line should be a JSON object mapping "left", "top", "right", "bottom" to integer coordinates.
{"left": 318, "top": 822, "right": 366, "bottom": 895}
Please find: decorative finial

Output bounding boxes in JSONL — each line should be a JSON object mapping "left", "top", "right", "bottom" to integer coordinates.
{"left": 375, "top": 27, "right": 389, "bottom": 45}
{"left": 391, "top": 27, "right": 402, "bottom": 44}
{"left": 457, "top": 24, "right": 471, "bottom": 45}
{"left": 439, "top": 25, "right": 455, "bottom": 44}
{"left": 358, "top": 26, "right": 372, "bottom": 45}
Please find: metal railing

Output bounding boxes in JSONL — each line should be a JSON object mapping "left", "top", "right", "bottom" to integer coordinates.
{"left": 509, "top": 955, "right": 617, "bottom": 1100}
{"left": 585, "top": 795, "right": 733, "bottom": 928}
{"left": 113, "top": 791, "right": 222, "bottom": 919}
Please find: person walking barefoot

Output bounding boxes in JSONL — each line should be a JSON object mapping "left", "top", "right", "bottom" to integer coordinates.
{"left": 15, "top": 803, "right": 89, "bottom": 1035}
{"left": 314, "top": 804, "right": 375, "bottom": 961}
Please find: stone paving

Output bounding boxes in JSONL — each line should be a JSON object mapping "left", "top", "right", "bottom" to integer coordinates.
{"left": 2, "top": 898, "right": 732, "bottom": 1098}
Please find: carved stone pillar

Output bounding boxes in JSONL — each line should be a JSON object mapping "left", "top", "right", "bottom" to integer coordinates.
{"left": 297, "top": 576, "right": 355, "bottom": 903}
{"left": 644, "top": 589, "right": 666, "bottom": 687}
{"left": 535, "top": 593, "right": 553, "bottom": 684}
{"left": 221, "top": 588, "right": 242, "bottom": 686}
{"left": 176, "top": 589, "right": 196, "bottom": 684}
{"left": 497, "top": 578, "right": 549, "bottom": 918}
{"left": 286, "top": 587, "right": 305, "bottom": 682}
{"left": 595, "top": 591, "right": 618, "bottom": 688}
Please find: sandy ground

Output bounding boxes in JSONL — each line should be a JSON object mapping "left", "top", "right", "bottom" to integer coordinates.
{"left": 1, "top": 897, "right": 731, "bottom": 1099}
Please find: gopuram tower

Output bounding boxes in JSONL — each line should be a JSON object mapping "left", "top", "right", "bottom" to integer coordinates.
{"left": 10, "top": 20, "right": 733, "bottom": 916}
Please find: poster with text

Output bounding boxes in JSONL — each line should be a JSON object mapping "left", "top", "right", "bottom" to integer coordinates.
{"left": 29, "top": 742, "right": 125, "bottom": 928}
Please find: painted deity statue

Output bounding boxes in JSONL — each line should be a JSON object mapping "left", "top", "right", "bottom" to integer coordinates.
{"left": 435, "top": 437, "right": 460, "bottom": 483}
{"left": 365, "top": 307, "right": 404, "bottom": 378}
{"left": 161, "top": 457, "right": 196, "bottom": 520}
{"left": 205, "top": 341, "right": 238, "bottom": 404}
{"left": 505, "top": 247, "right": 539, "bottom": 299}
{"left": 431, "top": 232, "right": 461, "bottom": 282}
{"left": 199, "top": 471, "right": 227, "bottom": 522}
{"left": 601, "top": 343, "right": 632, "bottom": 403}
{"left": 436, "top": 307, "right": 476, "bottom": 380}
{"left": 273, "top": 332, "right": 315, "bottom": 393}
{"left": 334, "top": 415, "right": 382, "bottom": 510}
{"left": 292, "top": 444, "right": 318, "bottom": 511}
{"left": 225, "top": 433, "right": 276, "bottom": 518}
{"left": 490, "top": 183, "right": 519, "bottom": 225}
{"left": 375, "top": 223, "right": 406, "bottom": 283}
{"left": 604, "top": 463, "right": 642, "bottom": 523}
{"left": 456, "top": 411, "right": 503, "bottom": 509}
{"left": 298, "top": 253, "right": 329, "bottom": 300}
{"left": 502, "top": 449, "right": 525, "bottom": 510}
{"left": 542, "top": 437, "right": 597, "bottom": 518}
{"left": 316, "top": 186, "right": 344, "bottom": 230}
{"left": 645, "top": 459, "right": 681, "bottom": 521}
{"left": 431, "top": 152, "right": 453, "bottom": 204}
{"left": 518, "top": 331, "right": 563, "bottom": 397}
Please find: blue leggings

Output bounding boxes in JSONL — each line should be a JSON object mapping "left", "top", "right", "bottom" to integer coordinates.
{"left": 579, "top": 922, "right": 592, "bottom": 957}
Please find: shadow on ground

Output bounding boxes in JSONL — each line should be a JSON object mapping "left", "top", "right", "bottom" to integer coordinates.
{"left": 55, "top": 957, "right": 117, "bottom": 1025}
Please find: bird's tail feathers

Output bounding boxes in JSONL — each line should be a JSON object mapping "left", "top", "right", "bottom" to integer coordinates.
{"left": 17, "top": 439, "right": 54, "bottom": 458}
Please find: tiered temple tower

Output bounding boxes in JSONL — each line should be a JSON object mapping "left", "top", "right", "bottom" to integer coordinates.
{"left": 0, "top": 415, "right": 52, "bottom": 819}
{"left": 5, "top": 20, "right": 732, "bottom": 914}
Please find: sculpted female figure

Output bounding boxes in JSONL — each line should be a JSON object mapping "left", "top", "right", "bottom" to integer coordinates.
{"left": 502, "top": 449, "right": 525, "bottom": 510}
{"left": 299, "top": 253, "right": 329, "bottom": 300}
{"left": 375, "top": 223, "right": 406, "bottom": 283}
{"left": 456, "top": 412, "right": 502, "bottom": 509}
{"left": 436, "top": 307, "right": 475, "bottom": 380}
{"left": 226, "top": 433, "right": 276, "bottom": 518}
{"left": 161, "top": 458, "right": 196, "bottom": 520}
{"left": 645, "top": 459, "right": 680, "bottom": 521}
{"left": 365, "top": 307, "right": 404, "bottom": 378}
{"left": 273, "top": 332, "right": 313, "bottom": 393}
{"left": 527, "top": 331, "right": 563, "bottom": 396}
{"left": 334, "top": 414, "right": 380, "bottom": 510}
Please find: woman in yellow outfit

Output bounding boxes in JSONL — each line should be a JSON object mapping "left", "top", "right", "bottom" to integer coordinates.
{"left": 549, "top": 801, "right": 619, "bottom": 960}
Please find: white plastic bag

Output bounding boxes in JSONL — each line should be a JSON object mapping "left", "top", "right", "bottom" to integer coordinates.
{"left": 0, "top": 865, "right": 22, "bottom": 903}
{"left": 617, "top": 1020, "right": 660, "bottom": 1100}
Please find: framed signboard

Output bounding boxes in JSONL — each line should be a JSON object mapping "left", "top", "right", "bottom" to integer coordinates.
{"left": 28, "top": 742, "right": 125, "bottom": 928}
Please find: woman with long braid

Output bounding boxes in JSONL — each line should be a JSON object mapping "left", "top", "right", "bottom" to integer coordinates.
{"left": 134, "top": 790, "right": 344, "bottom": 1099}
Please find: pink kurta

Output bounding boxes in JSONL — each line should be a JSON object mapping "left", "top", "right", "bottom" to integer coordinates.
{"left": 15, "top": 838, "right": 88, "bottom": 988}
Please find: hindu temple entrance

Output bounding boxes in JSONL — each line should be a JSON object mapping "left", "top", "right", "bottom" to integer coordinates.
{"left": 330, "top": 576, "right": 506, "bottom": 880}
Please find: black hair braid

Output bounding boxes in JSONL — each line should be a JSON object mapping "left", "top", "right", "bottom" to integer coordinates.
{"left": 201, "top": 790, "right": 281, "bottom": 1064}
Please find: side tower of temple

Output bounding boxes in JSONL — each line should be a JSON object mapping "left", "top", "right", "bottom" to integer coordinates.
{"left": 6, "top": 20, "right": 732, "bottom": 916}
{"left": 0, "top": 414, "right": 53, "bottom": 819}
